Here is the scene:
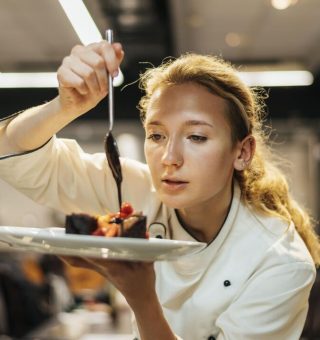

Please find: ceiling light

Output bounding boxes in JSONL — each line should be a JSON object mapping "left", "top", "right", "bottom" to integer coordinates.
{"left": 271, "top": 0, "right": 298, "bottom": 10}
{"left": 0, "top": 73, "right": 58, "bottom": 88}
{"left": 238, "top": 70, "right": 313, "bottom": 87}
{"left": 0, "top": 72, "right": 123, "bottom": 88}
{"left": 58, "top": 0, "right": 102, "bottom": 45}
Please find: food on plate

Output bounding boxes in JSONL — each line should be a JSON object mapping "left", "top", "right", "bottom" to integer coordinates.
{"left": 65, "top": 202, "right": 148, "bottom": 239}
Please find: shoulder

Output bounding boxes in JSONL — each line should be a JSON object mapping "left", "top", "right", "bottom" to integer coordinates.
{"left": 238, "top": 201, "right": 315, "bottom": 268}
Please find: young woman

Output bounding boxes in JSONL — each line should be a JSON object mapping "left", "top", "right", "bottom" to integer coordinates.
{"left": 0, "top": 41, "right": 319, "bottom": 340}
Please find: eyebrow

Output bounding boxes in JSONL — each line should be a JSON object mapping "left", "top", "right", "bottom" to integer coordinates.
{"left": 146, "top": 120, "right": 214, "bottom": 128}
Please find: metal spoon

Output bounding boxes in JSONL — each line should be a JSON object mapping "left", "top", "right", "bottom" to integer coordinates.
{"left": 104, "top": 29, "right": 122, "bottom": 210}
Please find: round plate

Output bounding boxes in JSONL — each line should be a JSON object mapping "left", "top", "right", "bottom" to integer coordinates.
{"left": 0, "top": 226, "right": 206, "bottom": 261}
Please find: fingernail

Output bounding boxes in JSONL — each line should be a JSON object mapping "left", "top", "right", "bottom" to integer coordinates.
{"left": 112, "top": 70, "right": 119, "bottom": 78}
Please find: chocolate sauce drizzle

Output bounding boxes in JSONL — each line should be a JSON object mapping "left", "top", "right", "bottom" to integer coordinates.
{"left": 105, "top": 132, "right": 123, "bottom": 210}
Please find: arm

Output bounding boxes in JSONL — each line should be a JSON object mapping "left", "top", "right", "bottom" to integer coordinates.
{"left": 72, "top": 258, "right": 177, "bottom": 340}
{"left": 129, "top": 288, "right": 176, "bottom": 340}
{"left": 0, "top": 42, "right": 124, "bottom": 155}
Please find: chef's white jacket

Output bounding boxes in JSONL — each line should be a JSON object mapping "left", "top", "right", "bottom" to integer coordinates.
{"left": 0, "top": 126, "right": 316, "bottom": 340}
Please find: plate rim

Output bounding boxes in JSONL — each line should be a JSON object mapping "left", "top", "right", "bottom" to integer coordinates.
{"left": 0, "top": 225, "right": 207, "bottom": 261}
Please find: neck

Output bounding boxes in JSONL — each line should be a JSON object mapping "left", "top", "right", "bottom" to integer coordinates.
{"left": 176, "top": 184, "right": 233, "bottom": 243}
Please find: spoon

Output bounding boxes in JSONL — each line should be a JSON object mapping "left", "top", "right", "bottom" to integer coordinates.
{"left": 104, "top": 29, "right": 123, "bottom": 210}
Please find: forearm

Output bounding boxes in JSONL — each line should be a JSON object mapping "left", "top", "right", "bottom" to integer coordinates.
{"left": 0, "top": 97, "right": 77, "bottom": 155}
{"left": 131, "top": 295, "right": 176, "bottom": 340}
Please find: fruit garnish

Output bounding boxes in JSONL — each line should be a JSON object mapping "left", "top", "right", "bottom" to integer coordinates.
{"left": 120, "top": 202, "right": 134, "bottom": 217}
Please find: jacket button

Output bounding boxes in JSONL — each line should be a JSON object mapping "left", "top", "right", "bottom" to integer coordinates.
{"left": 224, "top": 280, "right": 231, "bottom": 287}
{"left": 207, "top": 336, "right": 216, "bottom": 340}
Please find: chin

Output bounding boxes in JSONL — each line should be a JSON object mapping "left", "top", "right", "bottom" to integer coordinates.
{"left": 159, "top": 194, "right": 193, "bottom": 210}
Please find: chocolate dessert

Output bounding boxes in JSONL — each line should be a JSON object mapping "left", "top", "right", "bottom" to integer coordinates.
{"left": 65, "top": 203, "right": 148, "bottom": 239}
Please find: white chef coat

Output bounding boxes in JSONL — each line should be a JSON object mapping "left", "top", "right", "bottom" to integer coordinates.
{"left": 0, "top": 127, "right": 316, "bottom": 340}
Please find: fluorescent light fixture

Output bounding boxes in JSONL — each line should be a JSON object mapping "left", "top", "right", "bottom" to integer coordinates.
{"left": 0, "top": 73, "right": 58, "bottom": 88}
{"left": 0, "top": 70, "right": 311, "bottom": 88}
{"left": 0, "top": 72, "right": 123, "bottom": 88}
{"left": 58, "top": 0, "right": 102, "bottom": 45}
{"left": 238, "top": 70, "right": 313, "bottom": 87}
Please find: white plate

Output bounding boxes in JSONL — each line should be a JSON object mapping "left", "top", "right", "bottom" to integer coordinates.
{"left": 0, "top": 226, "right": 206, "bottom": 261}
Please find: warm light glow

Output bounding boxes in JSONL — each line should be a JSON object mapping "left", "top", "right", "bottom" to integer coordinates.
{"left": 58, "top": 0, "right": 102, "bottom": 44}
{"left": 271, "top": 0, "right": 298, "bottom": 10}
{"left": 0, "top": 72, "right": 123, "bottom": 88}
{"left": 238, "top": 70, "right": 313, "bottom": 87}
{"left": 225, "top": 32, "right": 242, "bottom": 47}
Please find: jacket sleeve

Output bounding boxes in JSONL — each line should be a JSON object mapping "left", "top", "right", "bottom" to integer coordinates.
{"left": 215, "top": 261, "right": 315, "bottom": 340}
{"left": 0, "top": 133, "right": 152, "bottom": 216}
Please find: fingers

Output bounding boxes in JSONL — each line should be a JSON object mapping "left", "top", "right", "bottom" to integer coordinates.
{"left": 57, "top": 41, "right": 124, "bottom": 96}
{"left": 57, "top": 65, "right": 89, "bottom": 95}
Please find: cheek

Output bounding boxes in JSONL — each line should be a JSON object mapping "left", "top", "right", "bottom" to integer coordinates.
{"left": 144, "top": 143, "right": 160, "bottom": 182}
{"left": 192, "top": 144, "right": 236, "bottom": 179}
{"left": 144, "top": 142, "right": 153, "bottom": 167}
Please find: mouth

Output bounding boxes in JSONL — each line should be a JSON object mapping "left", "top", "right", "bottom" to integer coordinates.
{"left": 161, "top": 178, "right": 189, "bottom": 191}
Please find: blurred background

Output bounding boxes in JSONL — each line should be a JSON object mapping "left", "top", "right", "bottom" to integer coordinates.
{"left": 0, "top": 0, "right": 319, "bottom": 338}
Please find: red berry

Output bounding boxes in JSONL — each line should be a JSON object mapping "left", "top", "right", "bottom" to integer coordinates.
{"left": 120, "top": 202, "right": 133, "bottom": 217}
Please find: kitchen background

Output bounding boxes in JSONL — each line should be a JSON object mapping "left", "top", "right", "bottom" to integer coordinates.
{"left": 0, "top": 0, "right": 319, "bottom": 338}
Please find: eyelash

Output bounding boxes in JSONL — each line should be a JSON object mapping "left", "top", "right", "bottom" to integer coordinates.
{"left": 147, "top": 134, "right": 207, "bottom": 143}
{"left": 147, "top": 133, "right": 164, "bottom": 142}
{"left": 187, "top": 135, "right": 207, "bottom": 143}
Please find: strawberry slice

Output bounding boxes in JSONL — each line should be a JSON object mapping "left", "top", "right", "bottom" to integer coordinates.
{"left": 120, "top": 202, "right": 133, "bottom": 217}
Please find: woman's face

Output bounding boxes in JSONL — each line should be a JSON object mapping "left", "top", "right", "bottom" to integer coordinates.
{"left": 144, "top": 82, "right": 239, "bottom": 210}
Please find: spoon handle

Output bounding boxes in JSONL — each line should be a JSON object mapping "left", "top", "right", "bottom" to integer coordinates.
{"left": 106, "top": 29, "right": 114, "bottom": 131}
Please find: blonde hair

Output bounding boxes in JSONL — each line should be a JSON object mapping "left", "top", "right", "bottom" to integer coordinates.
{"left": 138, "top": 53, "right": 320, "bottom": 266}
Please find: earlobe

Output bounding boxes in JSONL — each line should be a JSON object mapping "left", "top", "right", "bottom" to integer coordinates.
{"left": 234, "top": 135, "right": 256, "bottom": 171}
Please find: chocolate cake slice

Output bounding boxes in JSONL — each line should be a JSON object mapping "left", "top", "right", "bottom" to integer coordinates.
{"left": 65, "top": 213, "right": 98, "bottom": 235}
{"left": 65, "top": 203, "right": 148, "bottom": 239}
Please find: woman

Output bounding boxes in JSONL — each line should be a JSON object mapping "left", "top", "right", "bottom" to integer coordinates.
{"left": 0, "top": 41, "right": 319, "bottom": 340}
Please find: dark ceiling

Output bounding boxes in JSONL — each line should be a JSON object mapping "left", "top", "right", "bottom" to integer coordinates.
{"left": 0, "top": 0, "right": 319, "bottom": 122}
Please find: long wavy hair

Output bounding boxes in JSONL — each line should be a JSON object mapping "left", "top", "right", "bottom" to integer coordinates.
{"left": 138, "top": 53, "right": 320, "bottom": 266}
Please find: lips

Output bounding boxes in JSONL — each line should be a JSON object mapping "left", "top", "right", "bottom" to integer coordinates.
{"left": 161, "top": 177, "right": 189, "bottom": 191}
{"left": 161, "top": 177, "right": 188, "bottom": 184}
{"left": 162, "top": 179, "right": 187, "bottom": 184}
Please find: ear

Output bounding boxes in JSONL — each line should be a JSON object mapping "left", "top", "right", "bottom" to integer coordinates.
{"left": 233, "top": 135, "right": 256, "bottom": 171}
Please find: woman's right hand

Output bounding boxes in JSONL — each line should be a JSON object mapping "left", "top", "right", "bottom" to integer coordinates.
{"left": 0, "top": 41, "right": 124, "bottom": 155}
{"left": 57, "top": 41, "right": 124, "bottom": 118}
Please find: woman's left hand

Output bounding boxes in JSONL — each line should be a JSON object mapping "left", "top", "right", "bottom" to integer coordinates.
{"left": 60, "top": 256, "right": 156, "bottom": 308}
{"left": 61, "top": 256, "right": 176, "bottom": 340}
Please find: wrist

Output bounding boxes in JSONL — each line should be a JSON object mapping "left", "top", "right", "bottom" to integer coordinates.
{"left": 127, "top": 290, "right": 159, "bottom": 314}
{"left": 51, "top": 96, "right": 80, "bottom": 121}
{"left": 130, "top": 295, "right": 176, "bottom": 340}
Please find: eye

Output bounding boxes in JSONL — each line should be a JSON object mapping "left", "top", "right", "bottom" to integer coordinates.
{"left": 188, "top": 135, "right": 207, "bottom": 143}
{"left": 147, "top": 133, "right": 164, "bottom": 142}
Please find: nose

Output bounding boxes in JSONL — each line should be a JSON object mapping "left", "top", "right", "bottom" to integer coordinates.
{"left": 161, "top": 138, "right": 183, "bottom": 167}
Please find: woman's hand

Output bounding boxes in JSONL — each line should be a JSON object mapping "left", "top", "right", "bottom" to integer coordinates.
{"left": 57, "top": 41, "right": 124, "bottom": 118}
{"left": 61, "top": 256, "right": 176, "bottom": 340}
{"left": 60, "top": 256, "right": 156, "bottom": 308}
